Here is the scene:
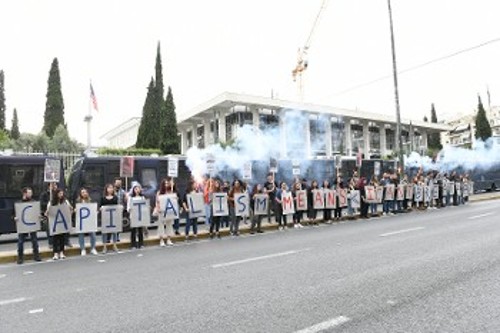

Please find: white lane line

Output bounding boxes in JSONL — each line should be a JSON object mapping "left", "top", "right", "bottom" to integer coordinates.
{"left": 23, "top": 271, "right": 34, "bottom": 275}
{"left": 0, "top": 274, "right": 6, "bottom": 279}
{"left": 380, "top": 227, "right": 425, "bottom": 237}
{"left": 29, "top": 308, "right": 43, "bottom": 314}
{"left": 97, "top": 259, "right": 106, "bottom": 263}
{"left": 468, "top": 212, "right": 494, "bottom": 220}
{"left": 0, "top": 297, "right": 27, "bottom": 306}
{"left": 212, "top": 249, "right": 310, "bottom": 268}
{"left": 294, "top": 316, "right": 351, "bottom": 333}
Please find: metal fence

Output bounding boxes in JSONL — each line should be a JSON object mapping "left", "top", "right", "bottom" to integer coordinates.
{"left": 6, "top": 151, "right": 83, "bottom": 175}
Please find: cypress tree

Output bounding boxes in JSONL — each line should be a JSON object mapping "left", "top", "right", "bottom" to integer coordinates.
{"left": 155, "top": 42, "right": 164, "bottom": 102}
{"left": 0, "top": 70, "right": 5, "bottom": 131}
{"left": 475, "top": 95, "right": 492, "bottom": 142}
{"left": 136, "top": 78, "right": 157, "bottom": 148}
{"left": 43, "top": 58, "right": 66, "bottom": 137}
{"left": 10, "top": 108, "right": 20, "bottom": 140}
{"left": 161, "top": 86, "right": 180, "bottom": 154}
{"left": 423, "top": 116, "right": 428, "bottom": 122}
{"left": 428, "top": 103, "right": 442, "bottom": 149}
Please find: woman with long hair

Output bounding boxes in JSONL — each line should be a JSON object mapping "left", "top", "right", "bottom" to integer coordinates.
{"left": 155, "top": 178, "right": 177, "bottom": 246}
{"left": 100, "top": 183, "right": 119, "bottom": 253}
{"left": 46, "top": 188, "right": 72, "bottom": 260}
{"left": 76, "top": 187, "right": 98, "bottom": 256}
{"left": 127, "top": 183, "right": 145, "bottom": 249}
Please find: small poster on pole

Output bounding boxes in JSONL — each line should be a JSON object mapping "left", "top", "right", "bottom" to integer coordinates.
{"left": 44, "top": 159, "right": 61, "bottom": 183}
{"left": 374, "top": 161, "right": 381, "bottom": 177}
{"left": 242, "top": 162, "right": 252, "bottom": 181}
{"left": 168, "top": 157, "right": 179, "bottom": 178}
{"left": 350, "top": 190, "right": 361, "bottom": 208}
{"left": 269, "top": 158, "right": 278, "bottom": 173}
{"left": 120, "top": 156, "right": 134, "bottom": 178}
{"left": 206, "top": 153, "right": 216, "bottom": 176}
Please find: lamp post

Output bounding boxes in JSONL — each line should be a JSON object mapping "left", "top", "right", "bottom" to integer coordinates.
{"left": 387, "top": 0, "right": 404, "bottom": 173}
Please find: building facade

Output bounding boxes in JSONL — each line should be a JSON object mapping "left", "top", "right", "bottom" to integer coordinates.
{"left": 100, "top": 117, "right": 141, "bottom": 149}
{"left": 177, "top": 92, "right": 449, "bottom": 158}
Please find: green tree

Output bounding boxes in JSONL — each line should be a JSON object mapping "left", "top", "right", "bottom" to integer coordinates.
{"left": 428, "top": 103, "right": 442, "bottom": 149}
{"left": 155, "top": 42, "right": 164, "bottom": 103}
{"left": 0, "top": 70, "right": 5, "bottom": 131}
{"left": 10, "top": 108, "right": 20, "bottom": 140}
{"left": 423, "top": 116, "right": 428, "bottom": 122}
{"left": 0, "top": 129, "right": 9, "bottom": 149}
{"left": 49, "top": 124, "right": 83, "bottom": 152}
{"left": 475, "top": 95, "right": 492, "bottom": 141}
{"left": 43, "top": 58, "right": 66, "bottom": 137}
{"left": 136, "top": 78, "right": 157, "bottom": 148}
{"left": 160, "top": 86, "right": 180, "bottom": 154}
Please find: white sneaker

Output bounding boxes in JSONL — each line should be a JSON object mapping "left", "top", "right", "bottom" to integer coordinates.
{"left": 102, "top": 246, "right": 107, "bottom": 254}
{"left": 81, "top": 249, "right": 87, "bottom": 256}
{"left": 298, "top": 223, "right": 304, "bottom": 228}
{"left": 160, "top": 239, "right": 166, "bottom": 247}
{"left": 166, "top": 239, "right": 173, "bottom": 246}
{"left": 113, "top": 244, "right": 119, "bottom": 252}
{"left": 91, "top": 249, "right": 98, "bottom": 255}
{"left": 60, "top": 253, "right": 66, "bottom": 259}
{"left": 52, "top": 254, "right": 59, "bottom": 260}
{"left": 294, "top": 224, "right": 299, "bottom": 229}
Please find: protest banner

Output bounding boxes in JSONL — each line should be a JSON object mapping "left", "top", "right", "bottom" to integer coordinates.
{"left": 396, "top": 185, "right": 405, "bottom": 201}
{"left": 158, "top": 194, "right": 180, "bottom": 220}
{"left": 365, "top": 186, "right": 377, "bottom": 203}
{"left": 350, "top": 190, "right": 361, "bottom": 209}
{"left": 295, "top": 190, "right": 308, "bottom": 211}
{"left": 253, "top": 194, "right": 269, "bottom": 216}
{"left": 424, "top": 186, "right": 431, "bottom": 203}
{"left": 101, "top": 205, "right": 123, "bottom": 234}
{"left": 281, "top": 192, "right": 295, "bottom": 215}
{"left": 48, "top": 204, "right": 72, "bottom": 236}
{"left": 312, "top": 189, "right": 324, "bottom": 209}
{"left": 74, "top": 203, "right": 98, "bottom": 234}
{"left": 235, "top": 193, "right": 250, "bottom": 217}
{"left": 130, "top": 198, "right": 151, "bottom": 227}
{"left": 414, "top": 185, "right": 423, "bottom": 202}
{"left": 324, "top": 189, "right": 336, "bottom": 209}
{"left": 168, "top": 157, "right": 178, "bottom": 178}
{"left": 406, "top": 184, "right": 414, "bottom": 200}
{"left": 385, "top": 184, "right": 395, "bottom": 201}
{"left": 120, "top": 156, "right": 134, "bottom": 178}
{"left": 242, "top": 162, "right": 252, "bottom": 181}
{"left": 338, "top": 188, "right": 348, "bottom": 207}
{"left": 44, "top": 158, "right": 61, "bottom": 183}
{"left": 186, "top": 193, "right": 205, "bottom": 219}
{"left": 15, "top": 202, "right": 41, "bottom": 234}
{"left": 448, "top": 182, "right": 455, "bottom": 195}
{"left": 212, "top": 193, "right": 229, "bottom": 217}
{"left": 376, "top": 186, "right": 384, "bottom": 203}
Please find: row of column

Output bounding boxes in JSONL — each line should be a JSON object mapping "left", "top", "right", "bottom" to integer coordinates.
{"left": 181, "top": 112, "right": 428, "bottom": 157}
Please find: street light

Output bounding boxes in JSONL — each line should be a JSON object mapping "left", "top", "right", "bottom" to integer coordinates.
{"left": 387, "top": 0, "right": 404, "bottom": 173}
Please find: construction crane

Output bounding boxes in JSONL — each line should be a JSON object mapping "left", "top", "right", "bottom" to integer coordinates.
{"left": 292, "top": 0, "right": 328, "bottom": 100}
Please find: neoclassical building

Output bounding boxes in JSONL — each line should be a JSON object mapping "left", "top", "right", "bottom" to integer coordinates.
{"left": 177, "top": 92, "right": 450, "bottom": 158}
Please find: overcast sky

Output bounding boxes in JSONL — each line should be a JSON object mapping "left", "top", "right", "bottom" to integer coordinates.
{"left": 1, "top": 0, "right": 499, "bottom": 145}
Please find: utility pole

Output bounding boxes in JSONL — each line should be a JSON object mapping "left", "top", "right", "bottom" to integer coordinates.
{"left": 387, "top": 0, "right": 404, "bottom": 174}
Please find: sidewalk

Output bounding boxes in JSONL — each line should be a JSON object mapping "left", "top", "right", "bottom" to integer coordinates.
{"left": 2, "top": 191, "right": 499, "bottom": 264}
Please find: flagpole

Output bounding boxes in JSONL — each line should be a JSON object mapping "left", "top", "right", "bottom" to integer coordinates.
{"left": 84, "top": 81, "right": 93, "bottom": 153}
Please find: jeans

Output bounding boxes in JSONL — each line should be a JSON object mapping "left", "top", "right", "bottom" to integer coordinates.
{"left": 251, "top": 214, "right": 262, "bottom": 232}
{"left": 370, "top": 203, "right": 377, "bottom": 214}
{"left": 17, "top": 232, "right": 40, "bottom": 259}
{"left": 130, "top": 228, "right": 144, "bottom": 248}
{"left": 347, "top": 199, "right": 353, "bottom": 215}
{"left": 204, "top": 204, "right": 212, "bottom": 226}
{"left": 229, "top": 207, "right": 241, "bottom": 235}
{"left": 78, "top": 232, "right": 96, "bottom": 251}
{"left": 210, "top": 216, "right": 221, "bottom": 234}
{"left": 53, "top": 234, "right": 66, "bottom": 254}
{"left": 173, "top": 218, "right": 180, "bottom": 233}
{"left": 185, "top": 218, "right": 198, "bottom": 236}
{"left": 103, "top": 233, "right": 118, "bottom": 244}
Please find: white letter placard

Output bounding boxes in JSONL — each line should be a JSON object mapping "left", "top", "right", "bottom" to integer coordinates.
{"left": 235, "top": 193, "right": 250, "bottom": 217}
{"left": 376, "top": 186, "right": 384, "bottom": 203}
{"left": 212, "top": 193, "right": 229, "bottom": 217}
{"left": 295, "top": 190, "right": 308, "bottom": 211}
{"left": 350, "top": 190, "right": 361, "bottom": 209}
{"left": 338, "top": 188, "right": 348, "bottom": 207}
{"left": 253, "top": 194, "right": 268, "bottom": 216}
{"left": 365, "top": 186, "right": 376, "bottom": 203}
{"left": 405, "top": 184, "right": 414, "bottom": 200}
{"left": 414, "top": 186, "right": 423, "bottom": 203}
{"left": 396, "top": 185, "right": 405, "bottom": 201}
{"left": 385, "top": 184, "right": 395, "bottom": 201}
{"left": 187, "top": 193, "right": 205, "bottom": 218}
{"left": 48, "top": 204, "right": 71, "bottom": 236}
{"left": 101, "top": 205, "right": 123, "bottom": 234}
{"left": 424, "top": 186, "right": 431, "bottom": 203}
{"left": 312, "top": 189, "right": 325, "bottom": 209}
{"left": 130, "top": 198, "right": 151, "bottom": 227}
{"left": 324, "top": 189, "right": 336, "bottom": 209}
{"left": 74, "top": 203, "right": 98, "bottom": 234}
{"left": 15, "top": 202, "right": 41, "bottom": 234}
{"left": 159, "top": 194, "right": 180, "bottom": 220}
{"left": 281, "top": 192, "right": 295, "bottom": 215}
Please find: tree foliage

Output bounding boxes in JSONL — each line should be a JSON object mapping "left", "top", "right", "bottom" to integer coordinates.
{"left": 43, "top": 58, "right": 66, "bottom": 137}
{"left": 10, "top": 108, "right": 20, "bottom": 140}
{"left": 428, "top": 103, "right": 442, "bottom": 150}
{"left": 136, "top": 78, "right": 157, "bottom": 148}
{"left": 475, "top": 95, "right": 492, "bottom": 141}
{"left": 0, "top": 70, "right": 5, "bottom": 131}
{"left": 160, "top": 86, "right": 180, "bottom": 154}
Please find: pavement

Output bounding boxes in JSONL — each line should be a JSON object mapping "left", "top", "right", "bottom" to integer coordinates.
{"left": 1, "top": 193, "right": 500, "bottom": 332}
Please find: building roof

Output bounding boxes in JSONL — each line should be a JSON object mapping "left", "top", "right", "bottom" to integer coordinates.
{"left": 100, "top": 117, "right": 141, "bottom": 140}
{"left": 177, "top": 92, "right": 451, "bottom": 132}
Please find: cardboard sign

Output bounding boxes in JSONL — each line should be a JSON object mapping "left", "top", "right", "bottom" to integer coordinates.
{"left": 44, "top": 158, "right": 61, "bottom": 183}
{"left": 295, "top": 190, "right": 308, "bottom": 211}
{"left": 312, "top": 189, "right": 325, "bottom": 209}
{"left": 374, "top": 161, "right": 381, "bottom": 176}
{"left": 269, "top": 158, "right": 278, "bottom": 173}
{"left": 281, "top": 192, "right": 295, "bottom": 215}
{"left": 350, "top": 190, "right": 361, "bottom": 208}
{"left": 414, "top": 186, "right": 423, "bottom": 202}
{"left": 158, "top": 194, "right": 180, "bottom": 220}
{"left": 206, "top": 153, "right": 216, "bottom": 175}
{"left": 212, "top": 193, "right": 229, "bottom": 217}
{"left": 376, "top": 186, "right": 384, "bottom": 203}
{"left": 365, "top": 186, "right": 377, "bottom": 203}
{"left": 324, "top": 189, "right": 336, "bottom": 209}
{"left": 129, "top": 198, "right": 151, "bottom": 227}
{"left": 74, "top": 203, "right": 98, "bottom": 234}
{"left": 187, "top": 193, "right": 205, "bottom": 218}
{"left": 448, "top": 182, "right": 455, "bottom": 195}
{"left": 235, "top": 193, "right": 250, "bottom": 217}
{"left": 424, "top": 186, "right": 431, "bottom": 203}
{"left": 242, "top": 162, "right": 252, "bottom": 181}
{"left": 168, "top": 157, "right": 178, "bottom": 178}
{"left": 120, "top": 156, "right": 134, "bottom": 178}
{"left": 396, "top": 185, "right": 405, "bottom": 201}
{"left": 469, "top": 182, "right": 474, "bottom": 195}
{"left": 385, "top": 184, "right": 395, "bottom": 201}
{"left": 405, "top": 184, "right": 414, "bottom": 200}
{"left": 456, "top": 184, "right": 462, "bottom": 197}
{"left": 433, "top": 185, "right": 439, "bottom": 200}
{"left": 463, "top": 183, "right": 470, "bottom": 197}
{"left": 338, "top": 188, "right": 348, "bottom": 207}
{"left": 253, "top": 194, "right": 269, "bottom": 216}
{"left": 15, "top": 202, "right": 41, "bottom": 234}
{"left": 48, "top": 204, "right": 71, "bottom": 236}
{"left": 101, "top": 205, "right": 123, "bottom": 234}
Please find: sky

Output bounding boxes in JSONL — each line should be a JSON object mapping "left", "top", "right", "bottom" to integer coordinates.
{"left": 1, "top": 0, "right": 499, "bottom": 146}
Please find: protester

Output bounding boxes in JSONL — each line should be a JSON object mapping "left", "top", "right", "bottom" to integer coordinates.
{"left": 292, "top": 181, "right": 305, "bottom": 228}
{"left": 155, "top": 178, "right": 177, "bottom": 246}
{"left": 127, "top": 182, "right": 145, "bottom": 249}
{"left": 182, "top": 181, "right": 200, "bottom": 240}
{"left": 76, "top": 188, "right": 98, "bottom": 256}
{"left": 209, "top": 179, "right": 224, "bottom": 239}
{"left": 100, "top": 183, "right": 119, "bottom": 253}
{"left": 228, "top": 179, "right": 244, "bottom": 236}
{"left": 16, "top": 187, "right": 41, "bottom": 264}
{"left": 46, "top": 188, "right": 72, "bottom": 260}
{"left": 275, "top": 182, "right": 289, "bottom": 230}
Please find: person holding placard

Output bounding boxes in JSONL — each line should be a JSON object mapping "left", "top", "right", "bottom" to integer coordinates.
{"left": 76, "top": 188, "right": 98, "bottom": 256}
{"left": 46, "top": 188, "right": 72, "bottom": 260}
{"left": 182, "top": 181, "right": 201, "bottom": 240}
{"left": 307, "top": 180, "right": 321, "bottom": 225}
{"left": 275, "top": 182, "right": 290, "bottom": 231}
{"left": 113, "top": 177, "right": 126, "bottom": 242}
{"left": 249, "top": 183, "right": 266, "bottom": 234}
{"left": 40, "top": 182, "right": 57, "bottom": 249}
{"left": 203, "top": 176, "right": 214, "bottom": 228}
{"left": 15, "top": 187, "right": 41, "bottom": 264}
{"left": 228, "top": 180, "right": 244, "bottom": 236}
{"left": 291, "top": 181, "right": 305, "bottom": 228}
{"left": 321, "top": 179, "right": 333, "bottom": 223}
{"left": 264, "top": 174, "right": 278, "bottom": 224}
{"left": 333, "top": 176, "right": 344, "bottom": 221}
{"left": 127, "top": 183, "right": 145, "bottom": 249}
{"left": 368, "top": 176, "right": 379, "bottom": 216}
{"left": 100, "top": 184, "right": 119, "bottom": 253}
{"left": 210, "top": 180, "right": 226, "bottom": 238}
{"left": 155, "top": 178, "right": 178, "bottom": 246}
{"left": 358, "top": 177, "right": 369, "bottom": 219}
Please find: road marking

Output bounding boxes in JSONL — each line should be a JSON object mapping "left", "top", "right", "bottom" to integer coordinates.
{"left": 97, "top": 259, "right": 106, "bottom": 263}
{"left": 380, "top": 227, "right": 425, "bottom": 237}
{"left": 137, "top": 254, "right": 144, "bottom": 257}
{"left": 0, "top": 274, "right": 6, "bottom": 279}
{"left": 212, "top": 249, "right": 310, "bottom": 268}
{"left": 468, "top": 212, "right": 494, "bottom": 220}
{"left": 23, "top": 271, "right": 34, "bottom": 275}
{"left": 0, "top": 297, "right": 27, "bottom": 306}
{"left": 294, "top": 316, "right": 351, "bottom": 333}
{"left": 29, "top": 308, "right": 43, "bottom": 314}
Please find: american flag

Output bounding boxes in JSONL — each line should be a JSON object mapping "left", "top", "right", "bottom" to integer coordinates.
{"left": 90, "top": 83, "right": 99, "bottom": 111}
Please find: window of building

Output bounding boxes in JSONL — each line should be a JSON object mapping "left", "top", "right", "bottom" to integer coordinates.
{"left": 310, "top": 117, "right": 327, "bottom": 156}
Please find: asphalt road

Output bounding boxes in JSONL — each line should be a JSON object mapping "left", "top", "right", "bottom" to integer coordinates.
{"left": 1, "top": 200, "right": 500, "bottom": 333}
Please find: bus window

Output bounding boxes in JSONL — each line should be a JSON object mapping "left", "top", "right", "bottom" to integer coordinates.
{"left": 83, "top": 165, "right": 105, "bottom": 189}
{"left": 141, "top": 168, "right": 157, "bottom": 192}
{"left": 8, "top": 165, "right": 44, "bottom": 196}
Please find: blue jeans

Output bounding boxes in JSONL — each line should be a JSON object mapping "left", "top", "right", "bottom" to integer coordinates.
{"left": 17, "top": 232, "right": 40, "bottom": 259}
{"left": 347, "top": 199, "right": 353, "bottom": 215}
{"left": 185, "top": 218, "right": 198, "bottom": 236}
{"left": 173, "top": 218, "right": 180, "bottom": 232}
{"left": 102, "top": 233, "right": 117, "bottom": 244}
{"left": 79, "top": 232, "right": 96, "bottom": 250}
{"left": 204, "top": 204, "right": 212, "bottom": 226}
{"left": 370, "top": 203, "right": 377, "bottom": 214}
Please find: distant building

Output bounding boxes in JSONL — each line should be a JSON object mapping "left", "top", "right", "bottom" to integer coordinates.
{"left": 100, "top": 117, "right": 141, "bottom": 149}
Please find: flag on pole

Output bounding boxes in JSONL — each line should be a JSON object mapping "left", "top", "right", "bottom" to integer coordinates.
{"left": 90, "top": 83, "right": 99, "bottom": 111}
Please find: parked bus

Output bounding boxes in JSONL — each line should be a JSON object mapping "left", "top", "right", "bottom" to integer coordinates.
{"left": 0, "top": 156, "right": 64, "bottom": 235}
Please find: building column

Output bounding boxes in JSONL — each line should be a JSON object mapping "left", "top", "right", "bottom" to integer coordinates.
{"left": 279, "top": 110, "right": 287, "bottom": 158}
{"left": 203, "top": 118, "right": 211, "bottom": 147}
{"left": 218, "top": 110, "right": 227, "bottom": 143}
{"left": 344, "top": 117, "right": 352, "bottom": 156}
{"left": 379, "top": 123, "right": 387, "bottom": 157}
{"left": 305, "top": 114, "right": 312, "bottom": 158}
{"left": 363, "top": 120, "right": 370, "bottom": 158}
{"left": 181, "top": 129, "right": 188, "bottom": 154}
{"left": 409, "top": 123, "right": 415, "bottom": 152}
{"left": 325, "top": 117, "right": 333, "bottom": 157}
{"left": 191, "top": 123, "right": 198, "bottom": 148}
{"left": 252, "top": 107, "right": 260, "bottom": 129}
{"left": 421, "top": 129, "right": 428, "bottom": 150}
